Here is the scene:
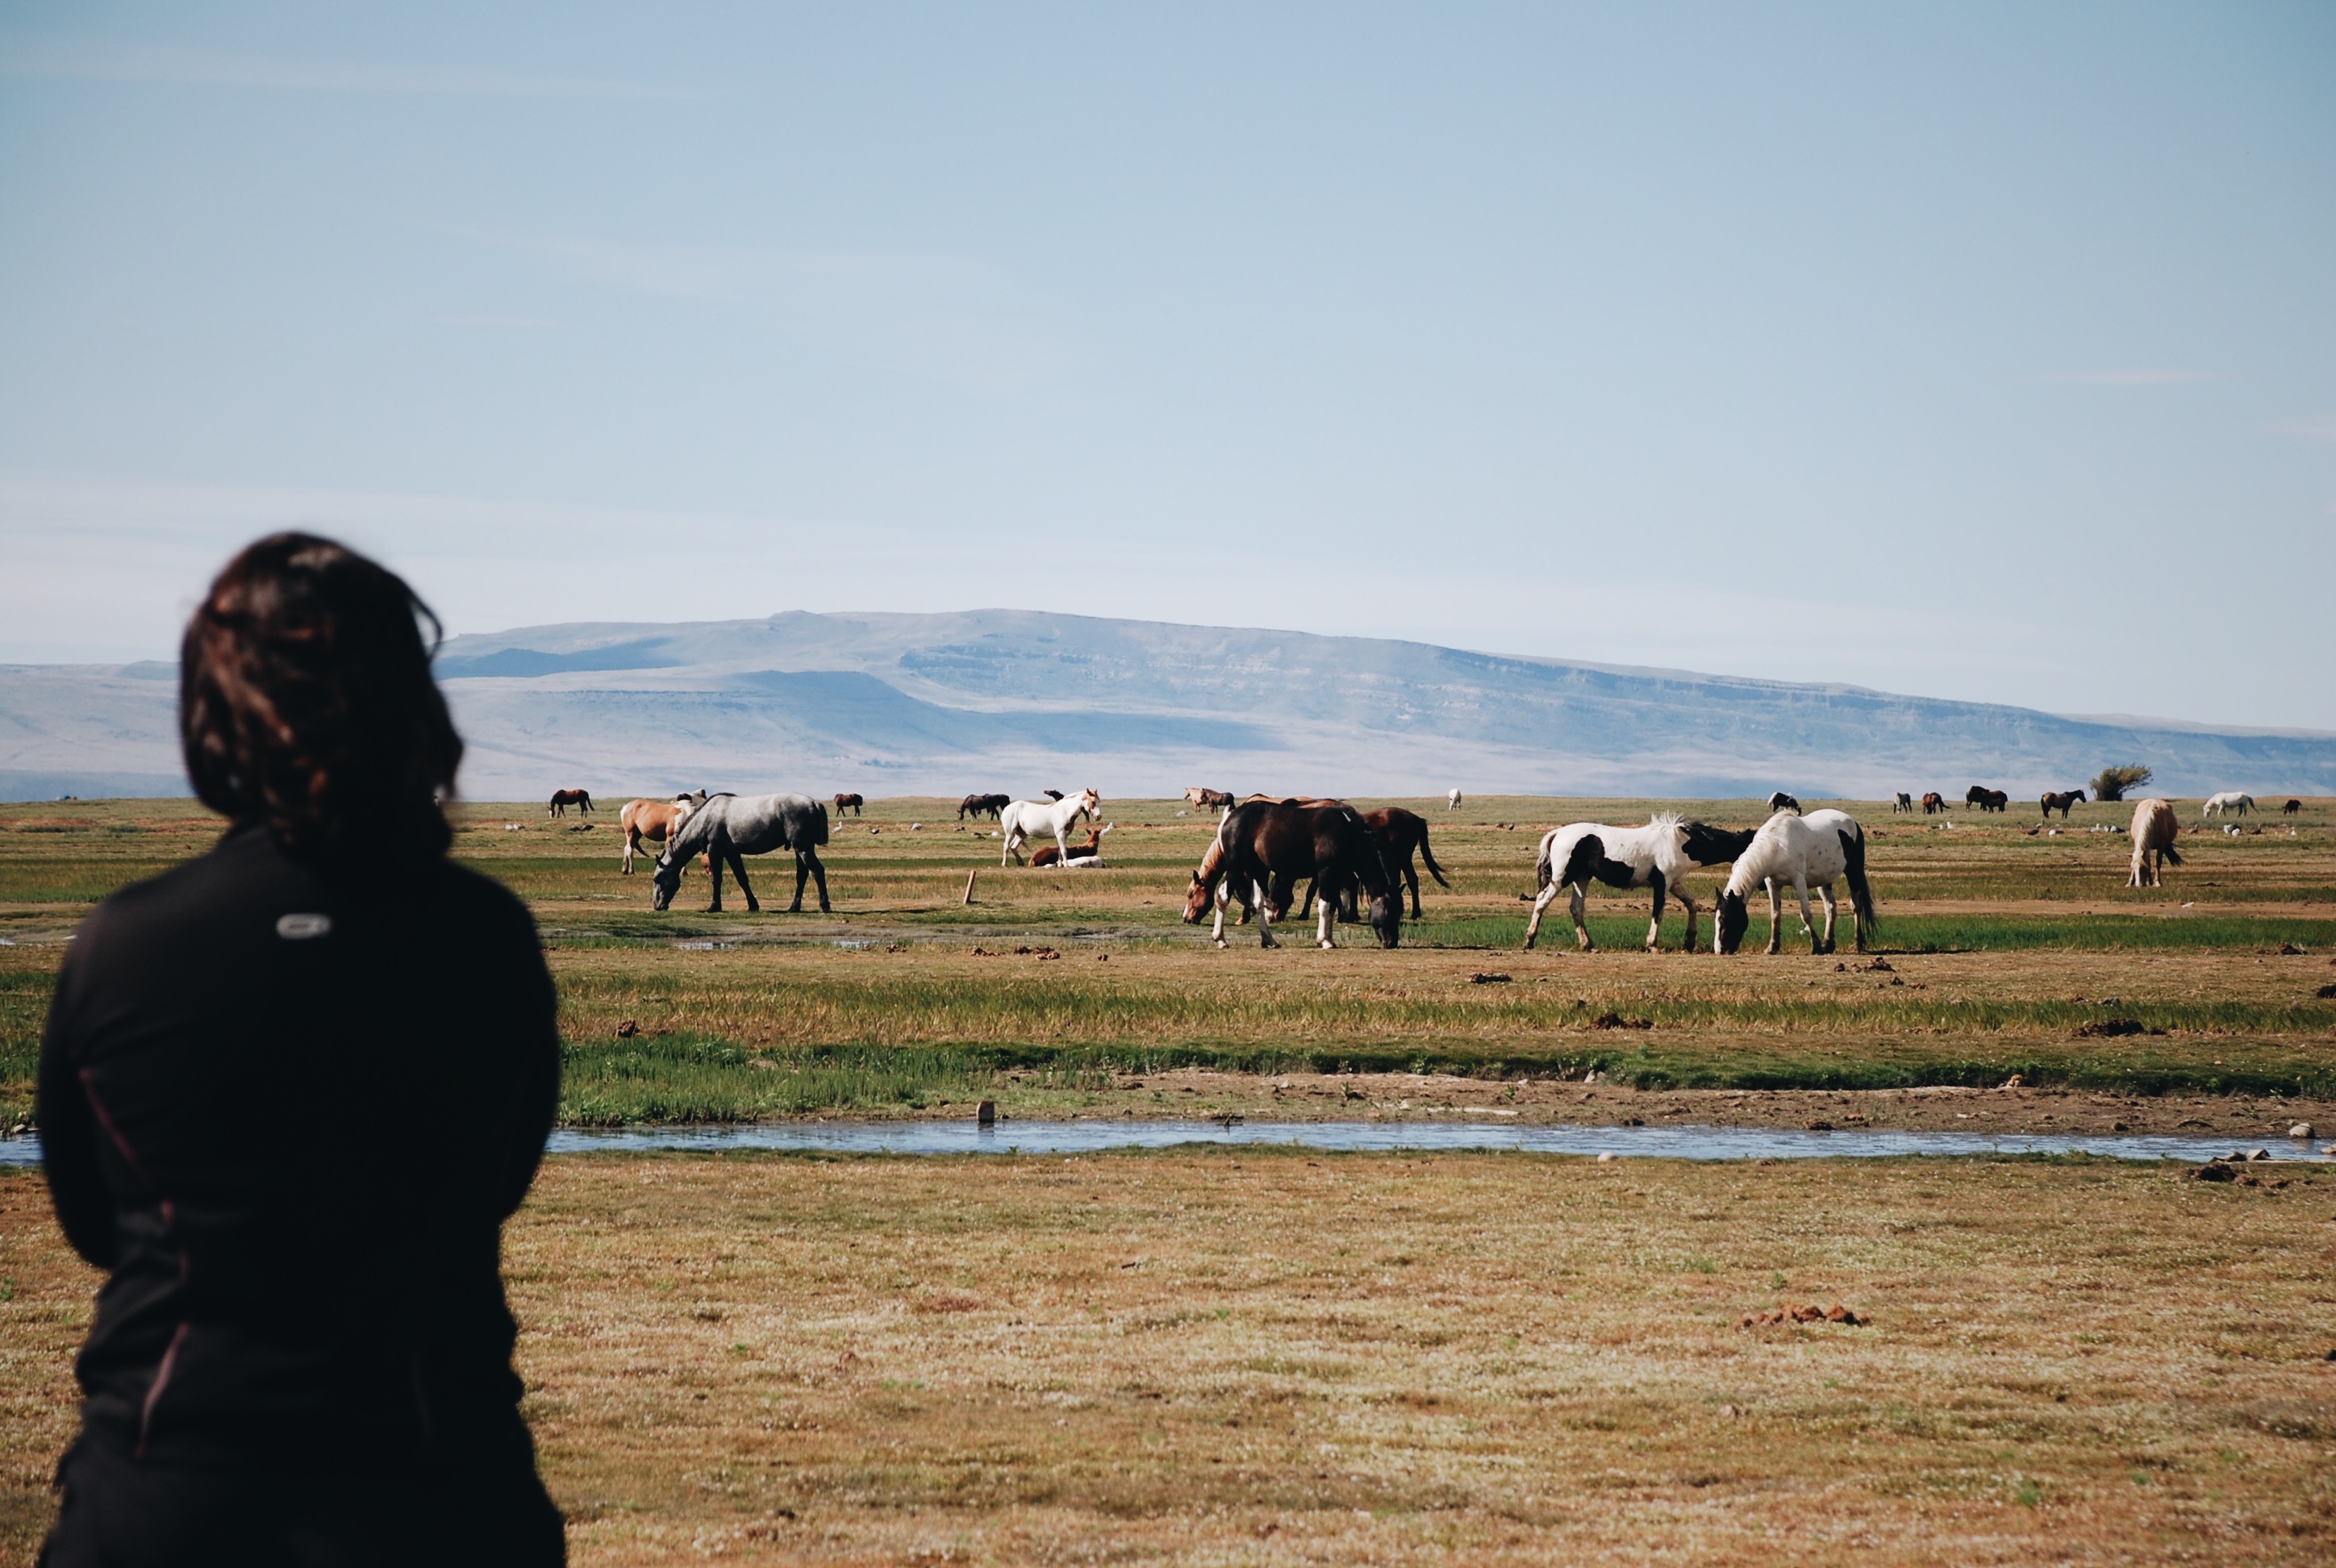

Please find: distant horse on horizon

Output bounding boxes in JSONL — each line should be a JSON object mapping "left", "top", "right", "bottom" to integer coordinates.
{"left": 833, "top": 792, "right": 864, "bottom": 816}
{"left": 2041, "top": 789, "right": 2085, "bottom": 819}
{"left": 548, "top": 788, "right": 594, "bottom": 818}
{"left": 2202, "top": 791, "right": 2255, "bottom": 819}
{"left": 1966, "top": 786, "right": 2009, "bottom": 814}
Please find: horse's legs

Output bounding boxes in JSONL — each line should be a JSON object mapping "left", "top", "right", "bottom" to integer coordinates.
{"left": 1522, "top": 881, "right": 1562, "bottom": 949}
{"left": 790, "top": 847, "right": 830, "bottom": 914}
{"left": 1404, "top": 856, "right": 1423, "bottom": 920}
{"left": 1762, "top": 878, "right": 1782, "bottom": 956}
{"left": 703, "top": 835, "right": 728, "bottom": 912}
{"left": 1211, "top": 882, "right": 1232, "bottom": 948}
{"left": 1571, "top": 883, "right": 1595, "bottom": 952}
{"left": 1318, "top": 881, "right": 1336, "bottom": 949}
{"left": 1676, "top": 889, "right": 1700, "bottom": 953}
{"left": 1255, "top": 882, "right": 1279, "bottom": 949}
{"left": 622, "top": 828, "right": 636, "bottom": 874}
{"left": 1645, "top": 869, "right": 1668, "bottom": 951}
{"left": 1815, "top": 883, "right": 1838, "bottom": 955}
{"left": 731, "top": 850, "right": 761, "bottom": 914}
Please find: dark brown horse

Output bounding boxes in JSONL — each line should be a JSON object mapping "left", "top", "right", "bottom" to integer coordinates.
{"left": 2284, "top": 799, "right": 2302, "bottom": 816}
{"left": 2040, "top": 789, "right": 2084, "bottom": 819}
{"left": 957, "top": 793, "right": 1010, "bottom": 820}
{"left": 1275, "top": 804, "right": 1454, "bottom": 923}
{"left": 833, "top": 792, "right": 864, "bottom": 816}
{"left": 1183, "top": 800, "right": 1400, "bottom": 949}
{"left": 548, "top": 788, "right": 593, "bottom": 818}
{"left": 1966, "top": 786, "right": 2009, "bottom": 814}
{"left": 1921, "top": 792, "right": 1948, "bottom": 815}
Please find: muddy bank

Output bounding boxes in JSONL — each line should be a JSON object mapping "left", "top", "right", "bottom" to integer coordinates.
{"left": 994, "top": 1068, "right": 2333, "bottom": 1141}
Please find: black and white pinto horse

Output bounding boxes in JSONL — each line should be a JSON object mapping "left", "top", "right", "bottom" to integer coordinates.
{"left": 1766, "top": 791, "right": 1801, "bottom": 815}
{"left": 1715, "top": 808, "right": 1876, "bottom": 955}
{"left": 653, "top": 792, "right": 832, "bottom": 914}
{"left": 1523, "top": 815, "right": 1757, "bottom": 952}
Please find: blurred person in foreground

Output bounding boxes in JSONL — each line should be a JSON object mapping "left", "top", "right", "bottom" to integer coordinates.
{"left": 37, "top": 535, "right": 564, "bottom": 1566}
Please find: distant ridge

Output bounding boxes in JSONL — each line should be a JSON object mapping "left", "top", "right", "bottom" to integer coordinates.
{"left": 3, "top": 610, "right": 2332, "bottom": 800}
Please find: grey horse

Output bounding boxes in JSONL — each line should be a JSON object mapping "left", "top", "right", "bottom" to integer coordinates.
{"left": 652, "top": 792, "right": 831, "bottom": 914}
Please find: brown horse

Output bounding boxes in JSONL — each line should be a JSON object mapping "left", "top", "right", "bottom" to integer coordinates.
{"left": 548, "top": 788, "right": 594, "bottom": 818}
{"left": 1032, "top": 823, "right": 1111, "bottom": 867}
{"left": 833, "top": 792, "right": 864, "bottom": 816}
{"left": 1183, "top": 787, "right": 1237, "bottom": 811}
{"left": 1183, "top": 799, "right": 1400, "bottom": 949}
{"left": 958, "top": 793, "right": 1009, "bottom": 820}
{"left": 2284, "top": 799, "right": 2302, "bottom": 815}
{"left": 1921, "top": 792, "right": 1948, "bottom": 815}
{"left": 2040, "top": 789, "right": 2085, "bottom": 819}
{"left": 620, "top": 792, "right": 706, "bottom": 874}
{"left": 1966, "top": 786, "right": 2009, "bottom": 814}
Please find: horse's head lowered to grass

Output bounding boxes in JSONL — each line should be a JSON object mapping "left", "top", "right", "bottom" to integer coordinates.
{"left": 1714, "top": 888, "right": 1752, "bottom": 954}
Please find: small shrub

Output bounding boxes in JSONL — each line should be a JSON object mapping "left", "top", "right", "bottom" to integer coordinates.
{"left": 2090, "top": 764, "right": 2153, "bottom": 803}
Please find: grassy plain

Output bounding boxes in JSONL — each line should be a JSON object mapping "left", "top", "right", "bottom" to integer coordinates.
{"left": 3, "top": 794, "right": 2331, "bottom": 1126}
{"left": 6, "top": 1152, "right": 2335, "bottom": 1564}
{"left": 2, "top": 794, "right": 2333, "bottom": 1562}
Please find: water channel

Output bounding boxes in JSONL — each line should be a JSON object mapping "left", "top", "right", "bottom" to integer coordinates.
{"left": 6, "top": 1121, "right": 2316, "bottom": 1166}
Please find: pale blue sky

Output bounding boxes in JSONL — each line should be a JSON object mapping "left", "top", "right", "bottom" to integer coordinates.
{"left": 2, "top": 3, "right": 2330, "bottom": 725}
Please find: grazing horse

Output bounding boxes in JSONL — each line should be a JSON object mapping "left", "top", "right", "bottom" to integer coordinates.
{"left": 1524, "top": 815, "right": 1757, "bottom": 953}
{"left": 1183, "top": 800, "right": 1400, "bottom": 949}
{"left": 2284, "top": 799, "right": 2302, "bottom": 816}
{"left": 1184, "top": 787, "right": 1235, "bottom": 812}
{"left": 652, "top": 793, "right": 831, "bottom": 914}
{"left": 1767, "top": 792, "right": 1802, "bottom": 815}
{"left": 1921, "top": 792, "right": 1948, "bottom": 815}
{"left": 1032, "top": 823, "right": 1112, "bottom": 867}
{"left": 1716, "top": 809, "right": 1875, "bottom": 955}
{"left": 2040, "top": 789, "right": 2085, "bottom": 819}
{"left": 548, "top": 788, "right": 594, "bottom": 818}
{"left": 999, "top": 789, "right": 1101, "bottom": 865}
{"left": 958, "top": 793, "right": 1010, "bottom": 821}
{"left": 1447, "top": 788, "right": 1462, "bottom": 811}
{"left": 2127, "top": 799, "right": 2182, "bottom": 886}
{"left": 1892, "top": 792, "right": 1913, "bottom": 813}
{"left": 2202, "top": 791, "right": 2255, "bottom": 819}
{"left": 619, "top": 790, "right": 707, "bottom": 874}
{"left": 1966, "top": 786, "right": 2009, "bottom": 814}
{"left": 1361, "top": 807, "right": 1450, "bottom": 920}
{"left": 833, "top": 792, "right": 864, "bottom": 817}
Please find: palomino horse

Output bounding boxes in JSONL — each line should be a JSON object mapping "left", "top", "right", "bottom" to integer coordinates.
{"left": 619, "top": 790, "right": 707, "bottom": 874}
{"left": 548, "top": 788, "right": 594, "bottom": 817}
{"left": 2128, "top": 799, "right": 2182, "bottom": 886}
{"left": 999, "top": 789, "right": 1100, "bottom": 865}
{"left": 833, "top": 792, "right": 864, "bottom": 817}
{"left": 2201, "top": 791, "right": 2255, "bottom": 819}
{"left": 653, "top": 793, "right": 831, "bottom": 914}
{"left": 2040, "top": 790, "right": 2085, "bottom": 819}
{"left": 1715, "top": 809, "right": 1876, "bottom": 956}
{"left": 1183, "top": 799, "right": 1400, "bottom": 949}
{"left": 1525, "top": 815, "right": 1757, "bottom": 953}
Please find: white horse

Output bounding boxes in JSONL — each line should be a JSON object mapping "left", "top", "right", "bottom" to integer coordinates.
{"left": 1523, "top": 813, "right": 1754, "bottom": 952}
{"left": 2128, "top": 799, "right": 2181, "bottom": 886}
{"left": 1447, "top": 788, "right": 1462, "bottom": 811}
{"left": 999, "top": 788, "right": 1101, "bottom": 865}
{"left": 2201, "top": 791, "right": 2255, "bottom": 819}
{"left": 1714, "top": 808, "right": 1875, "bottom": 955}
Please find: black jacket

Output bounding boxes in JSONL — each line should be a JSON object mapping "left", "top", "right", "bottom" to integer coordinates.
{"left": 37, "top": 823, "right": 560, "bottom": 1469}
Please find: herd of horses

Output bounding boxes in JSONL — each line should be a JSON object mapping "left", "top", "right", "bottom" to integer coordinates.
{"left": 544, "top": 780, "right": 2295, "bottom": 952}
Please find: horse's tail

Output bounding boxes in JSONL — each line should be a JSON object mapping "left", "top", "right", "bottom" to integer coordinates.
{"left": 2161, "top": 840, "right": 2182, "bottom": 866}
{"left": 811, "top": 802, "right": 831, "bottom": 847}
{"left": 1415, "top": 822, "right": 1451, "bottom": 887}
{"left": 1838, "top": 824, "right": 1877, "bottom": 934}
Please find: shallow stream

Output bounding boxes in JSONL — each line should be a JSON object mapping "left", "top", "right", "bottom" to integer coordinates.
{"left": 2, "top": 1120, "right": 2322, "bottom": 1166}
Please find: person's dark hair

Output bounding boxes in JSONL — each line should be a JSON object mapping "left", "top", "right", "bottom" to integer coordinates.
{"left": 181, "top": 533, "right": 462, "bottom": 862}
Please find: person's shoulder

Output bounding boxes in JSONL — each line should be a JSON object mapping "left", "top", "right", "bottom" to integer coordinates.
{"left": 426, "top": 857, "right": 540, "bottom": 939}
{"left": 89, "top": 824, "right": 296, "bottom": 928}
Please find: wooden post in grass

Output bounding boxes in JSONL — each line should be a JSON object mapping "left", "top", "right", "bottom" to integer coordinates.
{"left": 963, "top": 869, "right": 977, "bottom": 906}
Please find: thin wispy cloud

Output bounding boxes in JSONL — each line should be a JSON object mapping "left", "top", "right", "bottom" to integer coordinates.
{"left": 2036, "top": 369, "right": 2224, "bottom": 386}
{"left": 0, "top": 35, "right": 680, "bottom": 99}
{"left": 2271, "top": 415, "right": 2336, "bottom": 445}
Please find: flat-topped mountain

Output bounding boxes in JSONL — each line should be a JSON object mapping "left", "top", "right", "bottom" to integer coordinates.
{"left": 4, "top": 609, "right": 2330, "bottom": 800}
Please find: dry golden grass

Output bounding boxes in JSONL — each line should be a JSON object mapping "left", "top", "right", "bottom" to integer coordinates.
{"left": 10, "top": 1153, "right": 2335, "bottom": 1564}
